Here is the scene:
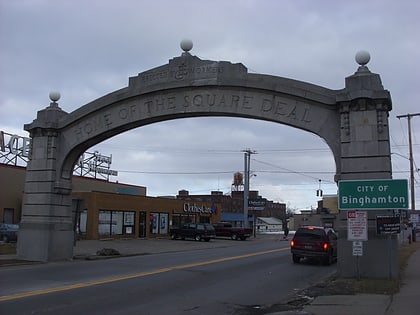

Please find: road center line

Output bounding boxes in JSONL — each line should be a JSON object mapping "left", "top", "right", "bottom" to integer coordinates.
{"left": 0, "top": 247, "right": 288, "bottom": 302}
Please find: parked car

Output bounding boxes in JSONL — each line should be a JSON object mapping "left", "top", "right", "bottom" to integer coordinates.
{"left": 212, "top": 222, "right": 252, "bottom": 240}
{"left": 170, "top": 223, "right": 216, "bottom": 242}
{"left": 290, "top": 226, "right": 337, "bottom": 265}
{"left": 0, "top": 223, "right": 19, "bottom": 243}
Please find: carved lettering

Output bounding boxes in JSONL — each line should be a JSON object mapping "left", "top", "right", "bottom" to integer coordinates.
{"left": 155, "top": 98, "right": 165, "bottom": 111}
{"left": 243, "top": 96, "right": 253, "bottom": 109}
{"left": 119, "top": 108, "right": 128, "bottom": 119}
{"left": 167, "top": 96, "right": 176, "bottom": 109}
{"left": 183, "top": 95, "right": 190, "bottom": 107}
{"left": 287, "top": 106, "right": 297, "bottom": 119}
{"left": 261, "top": 98, "right": 273, "bottom": 112}
{"left": 73, "top": 112, "right": 114, "bottom": 140}
{"left": 145, "top": 100, "right": 154, "bottom": 114}
{"left": 140, "top": 71, "right": 168, "bottom": 83}
{"left": 260, "top": 97, "right": 312, "bottom": 123}
{"left": 301, "top": 107, "right": 311, "bottom": 123}
{"left": 231, "top": 95, "right": 240, "bottom": 108}
{"left": 193, "top": 95, "right": 203, "bottom": 106}
{"left": 274, "top": 101, "right": 287, "bottom": 116}
{"left": 207, "top": 94, "right": 216, "bottom": 106}
{"left": 69, "top": 90, "right": 315, "bottom": 148}
{"left": 181, "top": 93, "right": 254, "bottom": 110}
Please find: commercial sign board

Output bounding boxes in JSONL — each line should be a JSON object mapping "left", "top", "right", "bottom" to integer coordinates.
{"left": 338, "top": 179, "right": 408, "bottom": 210}
{"left": 347, "top": 210, "right": 368, "bottom": 241}
{"left": 0, "top": 130, "right": 31, "bottom": 166}
{"left": 376, "top": 215, "right": 401, "bottom": 235}
{"left": 248, "top": 198, "right": 266, "bottom": 211}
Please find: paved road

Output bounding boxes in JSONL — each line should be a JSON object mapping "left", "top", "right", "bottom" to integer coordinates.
{"left": 0, "top": 236, "right": 336, "bottom": 314}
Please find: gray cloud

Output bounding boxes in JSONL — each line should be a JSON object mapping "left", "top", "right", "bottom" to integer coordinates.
{"left": 1, "top": 0, "right": 419, "bottom": 209}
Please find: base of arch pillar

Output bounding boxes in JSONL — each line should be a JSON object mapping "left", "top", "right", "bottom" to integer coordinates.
{"left": 17, "top": 221, "right": 74, "bottom": 262}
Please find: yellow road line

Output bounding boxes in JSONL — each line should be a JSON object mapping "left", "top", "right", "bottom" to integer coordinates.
{"left": 0, "top": 247, "right": 288, "bottom": 302}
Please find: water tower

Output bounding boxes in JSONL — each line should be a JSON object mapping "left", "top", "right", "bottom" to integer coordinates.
{"left": 232, "top": 172, "right": 244, "bottom": 191}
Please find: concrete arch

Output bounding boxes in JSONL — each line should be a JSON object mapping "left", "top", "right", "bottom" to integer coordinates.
{"left": 57, "top": 81, "right": 341, "bottom": 183}
{"left": 19, "top": 51, "right": 393, "bottom": 276}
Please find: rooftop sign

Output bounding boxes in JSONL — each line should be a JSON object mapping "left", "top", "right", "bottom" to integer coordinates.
{"left": 339, "top": 179, "right": 409, "bottom": 210}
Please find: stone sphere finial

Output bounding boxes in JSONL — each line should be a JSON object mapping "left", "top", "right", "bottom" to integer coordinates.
{"left": 49, "top": 91, "right": 61, "bottom": 103}
{"left": 355, "top": 50, "right": 370, "bottom": 66}
{"left": 180, "top": 39, "right": 193, "bottom": 53}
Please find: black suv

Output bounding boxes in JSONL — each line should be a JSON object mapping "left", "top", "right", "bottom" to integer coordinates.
{"left": 290, "top": 226, "right": 337, "bottom": 265}
{"left": 169, "top": 223, "right": 216, "bottom": 242}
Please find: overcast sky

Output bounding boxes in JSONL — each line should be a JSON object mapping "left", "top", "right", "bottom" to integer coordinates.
{"left": 1, "top": 0, "right": 419, "bottom": 210}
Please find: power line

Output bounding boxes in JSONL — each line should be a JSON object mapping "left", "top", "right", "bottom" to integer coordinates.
{"left": 252, "top": 158, "right": 335, "bottom": 184}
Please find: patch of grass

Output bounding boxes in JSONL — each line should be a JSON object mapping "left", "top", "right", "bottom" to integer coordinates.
{"left": 351, "top": 241, "right": 420, "bottom": 295}
{"left": 398, "top": 240, "right": 420, "bottom": 274}
{"left": 353, "top": 278, "right": 399, "bottom": 295}
{"left": 305, "top": 240, "right": 420, "bottom": 297}
{"left": 0, "top": 243, "right": 17, "bottom": 255}
{"left": 350, "top": 241, "right": 420, "bottom": 295}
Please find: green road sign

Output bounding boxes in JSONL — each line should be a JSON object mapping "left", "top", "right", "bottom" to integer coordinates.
{"left": 338, "top": 179, "right": 409, "bottom": 210}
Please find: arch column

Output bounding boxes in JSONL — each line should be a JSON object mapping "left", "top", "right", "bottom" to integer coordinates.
{"left": 336, "top": 64, "right": 397, "bottom": 278}
{"left": 17, "top": 101, "right": 74, "bottom": 262}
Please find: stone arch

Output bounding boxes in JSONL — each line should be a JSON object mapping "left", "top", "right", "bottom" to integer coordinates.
{"left": 57, "top": 82, "right": 341, "bottom": 185}
{"left": 19, "top": 50, "right": 392, "bottom": 270}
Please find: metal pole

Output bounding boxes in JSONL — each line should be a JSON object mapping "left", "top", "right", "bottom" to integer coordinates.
{"left": 243, "top": 150, "right": 249, "bottom": 228}
{"left": 408, "top": 116, "right": 415, "bottom": 210}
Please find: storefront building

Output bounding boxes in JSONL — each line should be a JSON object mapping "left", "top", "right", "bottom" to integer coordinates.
{"left": 72, "top": 191, "right": 221, "bottom": 240}
{"left": 0, "top": 164, "right": 221, "bottom": 240}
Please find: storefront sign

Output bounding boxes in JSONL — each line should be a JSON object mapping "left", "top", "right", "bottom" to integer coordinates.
{"left": 248, "top": 198, "right": 266, "bottom": 211}
{"left": 0, "top": 130, "right": 31, "bottom": 158}
{"left": 77, "top": 150, "right": 118, "bottom": 177}
{"left": 183, "top": 203, "right": 217, "bottom": 214}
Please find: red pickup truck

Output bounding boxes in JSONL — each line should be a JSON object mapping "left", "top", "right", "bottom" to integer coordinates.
{"left": 212, "top": 222, "right": 252, "bottom": 240}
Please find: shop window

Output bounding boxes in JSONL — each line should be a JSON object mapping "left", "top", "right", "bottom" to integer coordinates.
{"left": 199, "top": 216, "right": 210, "bottom": 224}
{"left": 98, "top": 210, "right": 135, "bottom": 237}
{"left": 3, "top": 208, "right": 14, "bottom": 224}
{"left": 171, "top": 214, "right": 196, "bottom": 228}
{"left": 150, "top": 212, "right": 169, "bottom": 235}
{"left": 77, "top": 209, "right": 87, "bottom": 235}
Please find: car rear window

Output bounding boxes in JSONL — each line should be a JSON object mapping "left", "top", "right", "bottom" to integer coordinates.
{"left": 295, "top": 228, "right": 325, "bottom": 240}
{"left": 204, "top": 224, "right": 215, "bottom": 231}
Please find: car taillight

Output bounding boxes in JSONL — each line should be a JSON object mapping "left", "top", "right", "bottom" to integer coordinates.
{"left": 323, "top": 243, "right": 329, "bottom": 250}
{"left": 290, "top": 240, "right": 295, "bottom": 247}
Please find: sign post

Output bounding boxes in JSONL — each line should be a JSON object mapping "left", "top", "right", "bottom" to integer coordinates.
{"left": 347, "top": 210, "right": 367, "bottom": 280}
{"left": 352, "top": 241, "right": 363, "bottom": 279}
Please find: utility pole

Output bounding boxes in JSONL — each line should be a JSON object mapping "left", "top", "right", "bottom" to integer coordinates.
{"left": 243, "top": 149, "right": 256, "bottom": 228}
{"left": 397, "top": 113, "right": 420, "bottom": 210}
